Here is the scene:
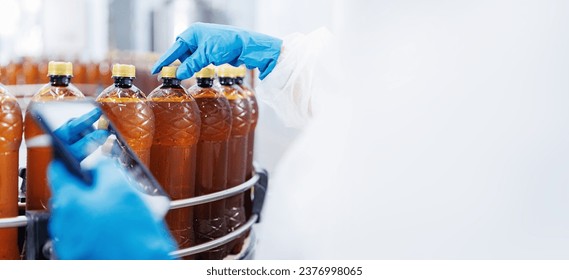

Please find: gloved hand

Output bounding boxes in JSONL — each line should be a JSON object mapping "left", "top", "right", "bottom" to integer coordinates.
{"left": 48, "top": 158, "right": 177, "bottom": 260}
{"left": 151, "top": 22, "right": 282, "bottom": 80}
{"left": 54, "top": 107, "right": 109, "bottom": 161}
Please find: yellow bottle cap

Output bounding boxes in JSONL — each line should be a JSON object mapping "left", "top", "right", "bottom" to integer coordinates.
{"left": 235, "top": 65, "right": 247, "bottom": 78}
{"left": 216, "top": 64, "right": 235, "bottom": 78}
{"left": 160, "top": 66, "right": 178, "bottom": 79}
{"left": 47, "top": 61, "right": 73, "bottom": 76}
{"left": 195, "top": 65, "right": 215, "bottom": 78}
{"left": 112, "top": 64, "right": 136, "bottom": 78}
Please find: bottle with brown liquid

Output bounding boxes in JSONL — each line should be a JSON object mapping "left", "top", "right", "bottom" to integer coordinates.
{"left": 4, "top": 61, "right": 19, "bottom": 85}
{"left": 73, "top": 60, "right": 87, "bottom": 85}
{"left": 235, "top": 66, "right": 259, "bottom": 226}
{"left": 148, "top": 66, "right": 201, "bottom": 254}
{"left": 14, "top": 60, "right": 24, "bottom": 85}
{"left": 0, "top": 65, "right": 5, "bottom": 85}
{"left": 96, "top": 64, "right": 154, "bottom": 166}
{"left": 85, "top": 61, "right": 100, "bottom": 85}
{"left": 22, "top": 58, "right": 39, "bottom": 85}
{"left": 235, "top": 66, "right": 259, "bottom": 179}
{"left": 98, "top": 61, "right": 114, "bottom": 87}
{"left": 189, "top": 66, "right": 232, "bottom": 260}
{"left": 0, "top": 82, "right": 23, "bottom": 259}
{"left": 25, "top": 61, "right": 85, "bottom": 211}
{"left": 37, "top": 60, "right": 49, "bottom": 84}
{"left": 217, "top": 65, "right": 252, "bottom": 254}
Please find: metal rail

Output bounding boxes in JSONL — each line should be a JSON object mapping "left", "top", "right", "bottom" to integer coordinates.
{"left": 169, "top": 173, "right": 259, "bottom": 210}
{"left": 170, "top": 214, "right": 258, "bottom": 258}
{"left": 0, "top": 215, "right": 28, "bottom": 229}
{"left": 0, "top": 173, "right": 259, "bottom": 228}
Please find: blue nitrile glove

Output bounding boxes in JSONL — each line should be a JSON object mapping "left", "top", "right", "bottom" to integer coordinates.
{"left": 47, "top": 159, "right": 177, "bottom": 260}
{"left": 54, "top": 107, "right": 109, "bottom": 161}
{"left": 151, "top": 22, "right": 282, "bottom": 80}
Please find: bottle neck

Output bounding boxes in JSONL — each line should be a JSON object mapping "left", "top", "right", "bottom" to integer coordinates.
{"left": 49, "top": 75, "right": 71, "bottom": 87}
{"left": 161, "top": 78, "right": 182, "bottom": 88}
{"left": 219, "top": 77, "right": 235, "bottom": 86}
{"left": 113, "top": 77, "right": 134, "bottom": 88}
{"left": 235, "top": 77, "right": 244, "bottom": 85}
{"left": 196, "top": 78, "right": 214, "bottom": 88}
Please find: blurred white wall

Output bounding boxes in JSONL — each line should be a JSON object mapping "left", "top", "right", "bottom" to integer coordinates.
{"left": 254, "top": 0, "right": 344, "bottom": 37}
{"left": 0, "top": 0, "right": 22, "bottom": 63}
{"left": 254, "top": 0, "right": 569, "bottom": 259}
{"left": 252, "top": 0, "right": 348, "bottom": 173}
{"left": 0, "top": 0, "right": 254, "bottom": 60}
{"left": 85, "top": 0, "right": 109, "bottom": 61}
{"left": 0, "top": 0, "right": 110, "bottom": 61}
{"left": 152, "top": 0, "right": 194, "bottom": 53}
{"left": 152, "top": 0, "right": 257, "bottom": 53}
{"left": 42, "top": 0, "right": 86, "bottom": 58}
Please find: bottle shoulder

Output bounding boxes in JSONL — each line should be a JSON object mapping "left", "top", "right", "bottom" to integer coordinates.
{"left": 32, "top": 83, "right": 85, "bottom": 101}
{"left": 96, "top": 84, "right": 147, "bottom": 102}
{"left": 0, "top": 84, "right": 17, "bottom": 101}
{"left": 238, "top": 84, "right": 256, "bottom": 98}
{"left": 188, "top": 85, "right": 223, "bottom": 99}
{"left": 0, "top": 85, "right": 23, "bottom": 149}
{"left": 0, "top": 93, "right": 22, "bottom": 113}
{"left": 147, "top": 86, "right": 195, "bottom": 102}
{"left": 219, "top": 84, "right": 246, "bottom": 100}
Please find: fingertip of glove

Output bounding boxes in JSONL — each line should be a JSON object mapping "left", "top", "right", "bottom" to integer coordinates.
{"left": 89, "top": 129, "right": 111, "bottom": 142}
{"left": 176, "top": 67, "right": 192, "bottom": 80}
{"left": 93, "top": 106, "right": 102, "bottom": 115}
{"left": 83, "top": 107, "right": 103, "bottom": 123}
{"left": 150, "top": 64, "right": 162, "bottom": 75}
{"left": 259, "top": 68, "right": 272, "bottom": 80}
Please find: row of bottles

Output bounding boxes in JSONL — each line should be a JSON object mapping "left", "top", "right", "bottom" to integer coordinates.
{"left": 98, "top": 64, "right": 258, "bottom": 259}
{"left": 0, "top": 61, "right": 258, "bottom": 260}
{"left": 0, "top": 58, "right": 106, "bottom": 86}
{"left": 0, "top": 57, "right": 161, "bottom": 95}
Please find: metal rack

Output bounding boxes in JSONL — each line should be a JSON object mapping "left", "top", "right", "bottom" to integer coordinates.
{"left": 0, "top": 168, "right": 269, "bottom": 259}
{"left": 0, "top": 216, "right": 27, "bottom": 229}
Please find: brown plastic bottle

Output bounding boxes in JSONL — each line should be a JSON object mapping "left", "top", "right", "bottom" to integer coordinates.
{"left": 5, "top": 61, "right": 18, "bottom": 85}
{"left": 217, "top": 65, "right": 252, "bottom": 254}
{"left": 37, "top": 60, "right": 49, "bottom": 84}
{"left": 189, "top": 66, "right": 232, "bottom": 260}
{"left": 25, "top": 61, "right": 85, "bottom": 211}
{"left": 235, "top": 66, "right": 259, "bottom": 228}
{"left": 235, "top": 66, "right": 259, "bottom": 180}
{"left": 96, "top": 64, "right": 154, "bottom": 166}
{"left": 22, "top": 58, "right": 39, "bottom": 85}
{"left": 86, "top": 61, "right": 100, "bottom": 85}
{"left": 0, "top": 65, "right": 5, "bottom": 85}
{"left": 14, "top": 60, "right": 24, "bottom": 85}
{"left": 73, "top": 60, "right": 87, "bottom": 84}
{"left": 148, "top": 66, "right": 201, "bottom": 255}
{"left": 99, "top": 61, "right": 114, "bottom": 87}
{"left": 0, "top": 83, "right": 23, "bottom": 259}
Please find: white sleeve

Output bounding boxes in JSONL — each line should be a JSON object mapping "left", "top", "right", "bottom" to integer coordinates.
{"left": 256, "top": 27, "right": 336, "bottom": 128}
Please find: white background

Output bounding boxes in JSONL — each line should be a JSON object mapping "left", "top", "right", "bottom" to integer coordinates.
{"left": 252, "top": 0, "right": 569, "bottom": 259}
